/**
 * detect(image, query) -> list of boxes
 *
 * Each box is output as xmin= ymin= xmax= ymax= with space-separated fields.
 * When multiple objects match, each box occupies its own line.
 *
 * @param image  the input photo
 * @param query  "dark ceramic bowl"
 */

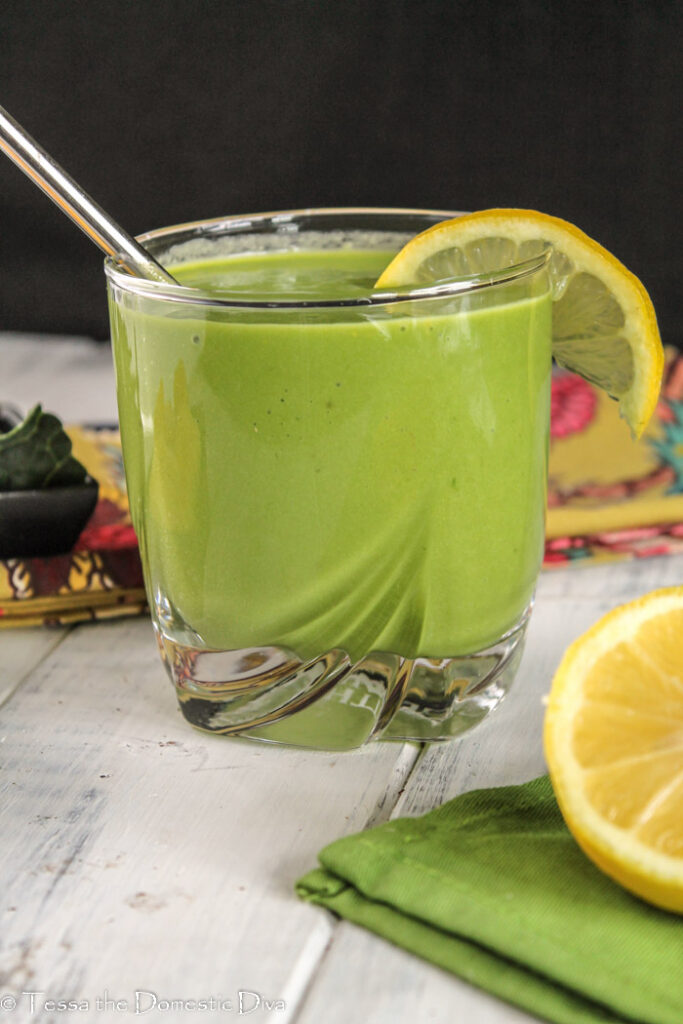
xmin=0 ymin=477 xmax=99 ymax=559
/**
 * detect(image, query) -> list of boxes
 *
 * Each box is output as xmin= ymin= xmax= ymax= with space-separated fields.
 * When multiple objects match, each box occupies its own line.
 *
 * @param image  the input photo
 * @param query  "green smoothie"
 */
xmin=110 ymin=243 xmax=551 ymax=663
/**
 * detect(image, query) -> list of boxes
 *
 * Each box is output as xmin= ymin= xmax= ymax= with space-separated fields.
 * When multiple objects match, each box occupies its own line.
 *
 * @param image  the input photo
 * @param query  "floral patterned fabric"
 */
xmin=1 ymin=349 xmax=682 ymax=627
xmin=546 ymin=347 xmax=683 ymax=564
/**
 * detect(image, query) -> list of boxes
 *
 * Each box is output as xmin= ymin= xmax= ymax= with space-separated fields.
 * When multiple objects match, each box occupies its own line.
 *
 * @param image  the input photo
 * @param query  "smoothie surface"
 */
xmin=171 ymin=247 xmax=395 ymax=300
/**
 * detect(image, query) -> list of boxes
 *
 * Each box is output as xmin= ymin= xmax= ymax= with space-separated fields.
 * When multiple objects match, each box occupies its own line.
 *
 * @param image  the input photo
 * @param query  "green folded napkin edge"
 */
xmin=296 ymin=776 xmax=682 ymax=1024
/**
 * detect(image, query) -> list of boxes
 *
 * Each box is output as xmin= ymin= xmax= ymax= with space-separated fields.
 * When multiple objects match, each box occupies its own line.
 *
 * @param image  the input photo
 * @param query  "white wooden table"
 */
xmin=1 ymin=334 xmax=681 ymax=1024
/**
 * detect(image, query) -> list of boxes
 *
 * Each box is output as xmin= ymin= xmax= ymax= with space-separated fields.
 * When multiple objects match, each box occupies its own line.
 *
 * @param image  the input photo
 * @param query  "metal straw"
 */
xmin=0 ymin=104 xmax=178 ymax=284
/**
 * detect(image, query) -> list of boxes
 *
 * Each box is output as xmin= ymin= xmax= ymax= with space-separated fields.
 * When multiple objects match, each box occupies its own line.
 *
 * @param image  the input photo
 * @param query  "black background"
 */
xmin=0 ymin=0 xmax=680 ymax=343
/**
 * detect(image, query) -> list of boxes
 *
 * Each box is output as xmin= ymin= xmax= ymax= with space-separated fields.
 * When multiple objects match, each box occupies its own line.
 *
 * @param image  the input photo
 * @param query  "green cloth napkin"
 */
xmin=296 ymin=776 xmax=683 ymax=1024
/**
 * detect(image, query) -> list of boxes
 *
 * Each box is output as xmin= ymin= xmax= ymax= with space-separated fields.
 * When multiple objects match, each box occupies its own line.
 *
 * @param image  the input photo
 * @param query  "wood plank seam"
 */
xmin=0 ymin=627 xmax=73 ymax=711
xmin=284 ymin=742 xmax=426 ymax=1023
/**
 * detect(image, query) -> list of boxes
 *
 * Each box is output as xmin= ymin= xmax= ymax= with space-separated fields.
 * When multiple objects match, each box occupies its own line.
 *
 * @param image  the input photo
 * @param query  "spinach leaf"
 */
xmin=0 ymin=405 xmax=89 ymax=491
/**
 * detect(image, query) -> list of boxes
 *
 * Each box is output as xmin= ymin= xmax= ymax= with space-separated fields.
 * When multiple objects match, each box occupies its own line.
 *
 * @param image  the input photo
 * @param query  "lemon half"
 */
xmin=376 ymin=209 xmax=664 ymax=437
xmin=544 ymin=587 xmax=683 ymax=913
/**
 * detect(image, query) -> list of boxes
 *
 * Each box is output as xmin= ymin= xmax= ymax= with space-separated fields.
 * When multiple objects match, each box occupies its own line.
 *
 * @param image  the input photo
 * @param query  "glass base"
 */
xmin=154 ymin=603 xmax=532 ymax=751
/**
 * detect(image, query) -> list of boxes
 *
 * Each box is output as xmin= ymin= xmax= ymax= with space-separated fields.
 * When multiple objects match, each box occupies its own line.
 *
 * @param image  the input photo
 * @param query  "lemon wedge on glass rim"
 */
xmin=543 ymin=587 xmax=683 ymax=913
xmin=375 ymin=209 xmax=664 ymax=437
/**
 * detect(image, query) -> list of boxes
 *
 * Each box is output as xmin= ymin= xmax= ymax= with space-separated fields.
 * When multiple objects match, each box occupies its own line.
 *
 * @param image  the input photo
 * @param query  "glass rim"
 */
xmin=104 ymin=206 xmax=552 ymax=310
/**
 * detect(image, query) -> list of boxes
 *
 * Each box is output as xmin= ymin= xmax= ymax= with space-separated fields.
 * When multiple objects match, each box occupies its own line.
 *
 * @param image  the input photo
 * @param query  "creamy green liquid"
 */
xmin=110 ymin=246 xmax=551 ymax=661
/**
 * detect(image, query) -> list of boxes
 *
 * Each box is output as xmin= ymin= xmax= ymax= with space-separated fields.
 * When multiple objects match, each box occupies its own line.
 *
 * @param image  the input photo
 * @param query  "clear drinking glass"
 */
xmin=105 ymin=208 xmax=552 ymax=750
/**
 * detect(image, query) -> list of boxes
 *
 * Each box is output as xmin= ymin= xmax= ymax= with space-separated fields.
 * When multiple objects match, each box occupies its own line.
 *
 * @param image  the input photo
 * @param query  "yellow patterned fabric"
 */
xmin=546 ymin=347 xmax=683 ymax=564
